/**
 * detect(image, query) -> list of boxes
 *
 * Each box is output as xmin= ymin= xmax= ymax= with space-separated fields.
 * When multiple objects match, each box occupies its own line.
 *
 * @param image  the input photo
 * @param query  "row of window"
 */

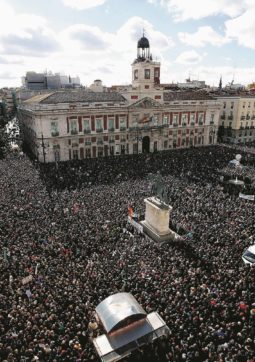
xmin=50 ymin=112 xmax=212 ymax=136
xmin=223 ymin=101 xmax=255 ymax=109
xmin=133 ymin=68 xmax=159 ymax=80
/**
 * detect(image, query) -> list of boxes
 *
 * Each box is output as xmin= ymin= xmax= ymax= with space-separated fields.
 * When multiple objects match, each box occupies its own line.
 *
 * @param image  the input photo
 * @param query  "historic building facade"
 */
xmin=18 ymin=36 xmax=221 ymax=163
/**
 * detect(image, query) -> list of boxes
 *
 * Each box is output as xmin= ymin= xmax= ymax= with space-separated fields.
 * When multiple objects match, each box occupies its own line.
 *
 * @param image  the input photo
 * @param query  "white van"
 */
xmin=242 ymin=245 xmax=255 ymax=265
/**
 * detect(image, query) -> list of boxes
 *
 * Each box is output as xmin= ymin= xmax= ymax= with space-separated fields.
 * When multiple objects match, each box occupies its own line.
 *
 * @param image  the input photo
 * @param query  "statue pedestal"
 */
xmin=141 ymin=197 xmax=176 ymax=242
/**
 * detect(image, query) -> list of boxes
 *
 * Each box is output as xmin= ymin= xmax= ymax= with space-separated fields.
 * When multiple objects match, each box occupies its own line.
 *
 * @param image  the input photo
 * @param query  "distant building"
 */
xmin=24 ymin=72 xmax=47 ymax=90
xmin=177 ymin=79 xmax=206 ymax=89
xmin=18 ymin=35 xmax=221 ymax=163
xmin=23 ymin=71 xmax=81 ymax=90
xmin=89 ymin=79 xmax=107 ymax=93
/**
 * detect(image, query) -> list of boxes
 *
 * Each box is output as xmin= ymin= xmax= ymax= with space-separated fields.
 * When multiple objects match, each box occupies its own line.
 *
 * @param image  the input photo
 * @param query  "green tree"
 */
xmin=0 ymin=127 xmax=9 ymax=159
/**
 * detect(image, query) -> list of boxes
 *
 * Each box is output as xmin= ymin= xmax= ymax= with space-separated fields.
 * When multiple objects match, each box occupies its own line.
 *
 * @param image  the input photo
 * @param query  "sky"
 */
xmin=1 ymin=0 xmax=255 ymax=88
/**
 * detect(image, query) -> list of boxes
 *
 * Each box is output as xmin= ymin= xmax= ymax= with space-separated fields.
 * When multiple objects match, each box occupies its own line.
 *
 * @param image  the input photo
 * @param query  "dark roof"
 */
xmin=40 ymin=90 xmax=127 ymax=104
xmin=163 ymin=91 xmax=215 ymax=101
xmin=137 ymin=36 xmax=150 ymax=49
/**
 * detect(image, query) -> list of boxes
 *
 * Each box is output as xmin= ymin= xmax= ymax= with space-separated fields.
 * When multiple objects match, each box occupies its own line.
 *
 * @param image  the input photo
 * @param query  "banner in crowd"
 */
xmin=22 ymin=275 xmax=33 ymax=285
xmin=239 ymin=193 xmax=255 ymax=201
xmin=127 ymin=216 xmax=143 ymax=233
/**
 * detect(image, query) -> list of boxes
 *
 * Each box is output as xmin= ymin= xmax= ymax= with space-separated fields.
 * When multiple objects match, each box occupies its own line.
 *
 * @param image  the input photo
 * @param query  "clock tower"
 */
xmin=132 ymin=33 xmax=161 ymax=90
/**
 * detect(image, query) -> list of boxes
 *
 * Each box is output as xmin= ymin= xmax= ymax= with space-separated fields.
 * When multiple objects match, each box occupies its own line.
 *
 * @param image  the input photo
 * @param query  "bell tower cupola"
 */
xmin=137 ymin=32 xmax=151 ymax=60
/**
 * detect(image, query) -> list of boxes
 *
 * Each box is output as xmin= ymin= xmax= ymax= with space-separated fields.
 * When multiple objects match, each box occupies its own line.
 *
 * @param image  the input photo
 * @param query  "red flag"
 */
xmin=128 ymin=206 xmax=133 ymax=218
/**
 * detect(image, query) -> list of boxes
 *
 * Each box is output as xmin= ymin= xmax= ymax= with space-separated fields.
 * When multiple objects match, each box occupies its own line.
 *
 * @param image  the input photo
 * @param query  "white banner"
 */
xmin=21 ymin=275 xmax=33 ymax=285
xmin=127 ymin=216 xmax=143 ymax=233
xmin=239 ymin=193 xmax=255 ymax=201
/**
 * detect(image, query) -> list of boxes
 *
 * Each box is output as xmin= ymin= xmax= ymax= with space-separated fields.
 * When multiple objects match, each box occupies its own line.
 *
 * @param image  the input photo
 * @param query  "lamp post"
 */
xmin=41 ymin=134 xmax=46 ymax=164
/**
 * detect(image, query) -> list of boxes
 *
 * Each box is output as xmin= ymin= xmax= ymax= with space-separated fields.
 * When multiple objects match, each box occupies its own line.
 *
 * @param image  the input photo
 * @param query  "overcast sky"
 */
xmin=1 ymin=0 xmax=255 ymax=88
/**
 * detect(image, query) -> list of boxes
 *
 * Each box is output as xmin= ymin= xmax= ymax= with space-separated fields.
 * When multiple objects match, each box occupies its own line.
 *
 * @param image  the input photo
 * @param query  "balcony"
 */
xmin=85 ymin=141 xmax=91 ymax=145
xmin=198 ymin=121 xmax=204 ymax=125
xmin=210 ymin=121 xmax=214 ymax=125
xmin=51 ymin=131 xmax=59 ymax=137
xmin=250 ymin=125 xmax=254 ymax=129
xmin=97 ymin=140 xmax=103 ymax=145
xmin=245 ymin=126 xmax=250 ymax=129
xmin=173 ymin=123 xmax=178 ymax=127
xmin=182 ymin=123 xmax=187 ymax=127
xmin=221 ymin=115 xmax=226 ymax=120
xmin=109 ymin=139 xmax=115 ymax=143
xmin=190 ymin=122 xmax=195 ymax=126
xmin=228 ymin=116 xmax=233 ymax=120
xmin=71 ymin=130 xmax=78 ymax=135
xmin=84 ymin=129 xmax=91 ymax=134
xmin=96 ymin=128 xmax=103 ymax=133
xmin=241 ymin=116 xmax=245 ymax=120
xmin=240 ymin=126 xmax=244 ymax=130
xmin=120 ymin=138 xmax=126 ymax=142
xmin=246 ymin=116 xmax=250 ymax=120
xmin=120 ymin=126 xmax=126 ymax=131
xmin=108 ymin=127 xmax=115 ymax=132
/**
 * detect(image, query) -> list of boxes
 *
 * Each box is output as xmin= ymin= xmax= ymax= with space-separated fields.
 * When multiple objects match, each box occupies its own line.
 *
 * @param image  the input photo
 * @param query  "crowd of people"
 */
xmin=0 ymin=145 xmax=255 ymax=362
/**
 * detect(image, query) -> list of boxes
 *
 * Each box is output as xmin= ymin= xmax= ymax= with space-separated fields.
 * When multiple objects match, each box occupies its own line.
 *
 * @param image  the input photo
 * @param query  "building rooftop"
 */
xmin=163 ymin=91 xmax=215 ymax=101
xmin=40 ymin=90 xmax=127 ymax=104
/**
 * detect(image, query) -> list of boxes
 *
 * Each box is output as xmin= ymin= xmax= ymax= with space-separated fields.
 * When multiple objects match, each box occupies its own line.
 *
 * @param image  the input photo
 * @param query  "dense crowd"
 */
xmin=1 ymin=145 xmax=255 ymax=362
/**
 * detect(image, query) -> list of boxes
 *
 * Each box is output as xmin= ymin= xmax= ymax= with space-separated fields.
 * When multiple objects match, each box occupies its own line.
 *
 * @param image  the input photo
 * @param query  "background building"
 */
xmin=23 ymin=71 xmax=81 ymax=90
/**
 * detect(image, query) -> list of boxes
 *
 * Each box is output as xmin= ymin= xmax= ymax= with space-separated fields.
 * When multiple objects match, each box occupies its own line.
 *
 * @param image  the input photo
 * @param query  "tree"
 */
xmin=0 ymin=127 xmax=10 ymax=159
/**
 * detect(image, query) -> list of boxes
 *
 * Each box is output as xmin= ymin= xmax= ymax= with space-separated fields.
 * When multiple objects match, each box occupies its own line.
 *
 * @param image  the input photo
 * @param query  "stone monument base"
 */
xmin=141 ymin=197 xmax=177 ymax=243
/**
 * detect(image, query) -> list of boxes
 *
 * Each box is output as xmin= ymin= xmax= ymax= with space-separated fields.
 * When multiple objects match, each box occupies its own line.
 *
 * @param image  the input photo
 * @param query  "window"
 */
xmin=198 ymin=113 xmax=204 ymax=124
xmin=85 ymin=148 xmax=91 ymax=158
xmin=163 ymin=115 xmax=169 ymax=125
xmin=108 ymin=118 xmax=114 ymax=131
xmin=144 ymin=69 xmax=150 ymax=79
xmin=164 ymin=140 xmax=168 ymax=149
xmin=210 ymin=114 xmax=215 ymax=123
xmin=231 ymin=102 xmax=234 ymax=109
xmin=153 ymin=114 xmax=158 ymax=125
xmin=223 ymin=102 xmax=226 ymax=109
xmin=134 ymin=70 xmax=138 ymax=80
xmin=132 ymin=115 xmax=138 ymax=127
xmin=119 ymin=117 xmax=126 ymax=130
xmin=173 ymin=114 xmax=178 ymax=124
xmin=121 ymin=144 xmax=125 ymax=154
xmin=51 ymin=121 xmax=59 ymax=136
xmin=73 ymin=149 xmax=78 ymax=160
xmin=243 ymin=102 xmax=246 ymax=108
xmin=83 ymin=119 xmax=90 ymax=132
xmin=96 ymin=119 xmax=103 ymax=131
xmin=70 ymin=119 xmax=77 ymax=134
xmin=98 ymin=147 xmax=103 ymax=157
xmin=154 ymin=69 xmax=159 ymax=78
xmin=115 ymin=144 xmax=120 ymax=154
xmin=190 ymin=113 xmax=195 ymax=123
xmin=54 ymin=149 xmax=60 ymax=162
xmin=182 ymin=114 xmax=187 ymax=125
